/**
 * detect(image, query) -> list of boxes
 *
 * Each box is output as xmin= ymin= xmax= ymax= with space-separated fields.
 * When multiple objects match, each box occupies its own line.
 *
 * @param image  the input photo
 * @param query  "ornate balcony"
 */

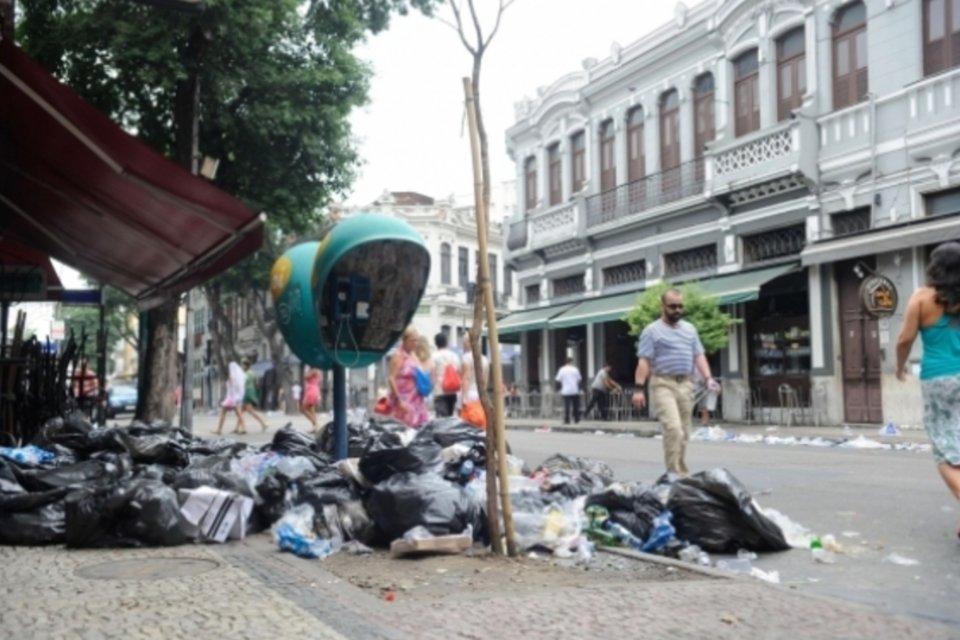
xmin=707 ymin=118 xmax=817 ymax=198
xmin=505 ymin=200 xmax=582 ymax=259
xmin=585 ymin=158 xmax=705 ymax=229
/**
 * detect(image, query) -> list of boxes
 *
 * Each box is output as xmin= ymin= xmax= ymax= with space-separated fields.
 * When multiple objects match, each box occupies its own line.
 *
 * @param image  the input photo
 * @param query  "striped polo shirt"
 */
xmin=636 ymin=319 xmax=704 ymax=376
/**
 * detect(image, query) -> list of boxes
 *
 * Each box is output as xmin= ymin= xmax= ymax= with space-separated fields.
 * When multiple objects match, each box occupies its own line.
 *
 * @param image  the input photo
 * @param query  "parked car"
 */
xmin=106 ymin=384 xmax=138 ymax=418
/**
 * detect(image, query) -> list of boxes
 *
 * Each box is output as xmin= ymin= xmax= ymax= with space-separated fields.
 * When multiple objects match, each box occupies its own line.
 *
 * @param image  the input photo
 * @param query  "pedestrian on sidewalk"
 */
xmin=301 ymin=367 xmax=321 ymax=433
xmin=632 ymin=288 xmax=719 ymax=475
xmin=239 ymin=360 xmax=270 ymax=432
xmin=431 ymin=332 xmax=461 ymax=418
xmin=895 ymin=241 xmax=960 ymax=539
xmin=387 ymin=325 xmax=429 ymax=428
xmin=555 ymin=357 xmax=583 ymax=424
xmin=215 ymin=361 xmax=246 ymax=436
xmin=584 ymin=363 xmax=621 ymax=420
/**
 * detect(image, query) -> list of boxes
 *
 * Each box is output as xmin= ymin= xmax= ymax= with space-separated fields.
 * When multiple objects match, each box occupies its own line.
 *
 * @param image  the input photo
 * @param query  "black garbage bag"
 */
xmin=365 ymin=472 xmax=484 ymax=540
xmin=358 ymin=431 xmax=443 ymax=485
xmin=318 ymin=420 xmax=377 ymax=458
xmin=0 ymin=488 xmax=69 ymax=545
xmin=586 ymin=482 xmax=664 ymax=541
xmin=666 ymin=468 xmax=789 ymax=554
xmin=34 ymin=414 xmax=93 ymax=452
xmin=294 ymin=467 xmax=359 ymax=509
xmin=0 ymin=457 xmax=23 ymax=493
xmin=337 ymin=499 xmax=377 ymax=545
xmin=65 ymin=480 xmax=186 ymax=548
xmin=416 ymin=417 xmax=487 ymax=448
xmin=264 ymin=425 xmax=331 ymax=469
xmin=254 ymin=473 xmax=291 ymax=527
xmin=115 ymin=428 xmax=190 ymax=468
xmin=12 ymin=456 xmax=130 ymax=492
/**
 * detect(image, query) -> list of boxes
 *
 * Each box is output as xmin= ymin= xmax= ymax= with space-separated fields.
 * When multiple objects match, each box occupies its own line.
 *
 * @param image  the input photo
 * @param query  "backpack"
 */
xmin=413 ymin=367 xmax=433 ymax=398
xmin=441 ymin=363 xmax=462 ymax=393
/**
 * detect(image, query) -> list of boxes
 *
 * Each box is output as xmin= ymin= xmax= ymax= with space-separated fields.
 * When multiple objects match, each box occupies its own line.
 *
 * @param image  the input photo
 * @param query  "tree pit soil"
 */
xmin=319 ymin=546 xmax=711 ymax=602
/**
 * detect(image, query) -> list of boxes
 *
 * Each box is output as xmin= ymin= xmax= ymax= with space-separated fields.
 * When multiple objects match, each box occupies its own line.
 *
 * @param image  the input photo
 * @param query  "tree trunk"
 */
xmin=138 ymin=298 xmax=178 ymax=422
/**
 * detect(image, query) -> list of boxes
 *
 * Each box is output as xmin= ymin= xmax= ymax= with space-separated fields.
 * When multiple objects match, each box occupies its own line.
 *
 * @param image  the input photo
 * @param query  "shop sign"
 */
xmin=859 ymin=274 xmax=898 ymax=318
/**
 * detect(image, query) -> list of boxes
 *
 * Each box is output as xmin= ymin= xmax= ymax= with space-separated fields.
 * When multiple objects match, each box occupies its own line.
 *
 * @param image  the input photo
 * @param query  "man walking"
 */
xmin=584 ymin=363 xmax=622 ymax=420
xmin=431 ymin=332 xmax=461 ymax=418
xmin=555 ymin=357 xmax=583 ymax=424
xmin=632 ymin=288 xmax=719 ymax=475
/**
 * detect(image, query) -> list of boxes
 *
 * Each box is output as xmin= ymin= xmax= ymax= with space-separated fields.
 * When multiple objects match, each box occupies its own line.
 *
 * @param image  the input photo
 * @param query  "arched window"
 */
xmin=733 ymin=49 xmax=760 ymax=136
xmin=777 ymin=27 xmax=806 ymax=120
xmin=660 ymin=90 xmax=680 ymax=170
xmin=833 ymin=1 xmax=867 ymax=109
xmin=627 ymin=106 xmax=645 ymax=182
xmin=693 ymin=73 xmax=715 ymax=156
xmin=440 ymin=242 xmax=451 ymax=285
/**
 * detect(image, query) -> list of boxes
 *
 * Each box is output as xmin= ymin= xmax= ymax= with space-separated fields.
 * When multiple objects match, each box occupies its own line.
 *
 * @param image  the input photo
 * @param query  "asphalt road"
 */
xmin=508 ymin=430 xmax=960 ymax=629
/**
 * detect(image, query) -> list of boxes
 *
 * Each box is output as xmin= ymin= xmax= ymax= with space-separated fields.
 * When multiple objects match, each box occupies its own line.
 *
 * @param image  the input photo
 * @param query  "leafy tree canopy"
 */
xmin=18 ymin=0 xmax=437 ymax=289
xmin=623 ymin=281 xmax=739 ymax=354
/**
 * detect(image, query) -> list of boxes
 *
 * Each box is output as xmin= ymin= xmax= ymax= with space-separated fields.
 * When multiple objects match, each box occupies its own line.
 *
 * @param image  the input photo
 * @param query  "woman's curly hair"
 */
xmin=926 ymin=241 xmax=960 ymax=312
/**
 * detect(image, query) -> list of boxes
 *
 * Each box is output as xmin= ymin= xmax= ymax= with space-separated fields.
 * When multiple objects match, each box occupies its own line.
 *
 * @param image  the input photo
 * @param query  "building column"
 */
xmin=539 ymin=327 xmax=551 ymax=387
xmin=586 ymin=323 xmax=596 ymax=383
xmin=587 ymin=119 xmax=601 ymax=194
xmin=803 ymin=9 xmax=817 ymax=108
xmin=614 ymin=106 xmax=628 ymax=186
xmin=538 ymin=145 xmax=549 ymax=210
xmin=645 ymin=99 xmax=660 ymax=174
xmin=808 ymin=265 xmax=825 ymax=370
xmin=678 ymin=80 xmax=695 ymax=164
xmin=714 ymin=55 xmax=730 ymax=142
xmin=758 ymin=27 xmax=776 ymax=129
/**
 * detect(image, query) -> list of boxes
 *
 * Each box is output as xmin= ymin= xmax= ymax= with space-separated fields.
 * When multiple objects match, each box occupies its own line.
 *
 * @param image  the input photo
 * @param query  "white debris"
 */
xmin=750 ymin=567 xmax=781 ymax=584
xmin=838 ymin=435 xmax=890 ymax=450
xmin=761 ymin=507 xmax=816 ymax=549
xmin=883 ymin=553 xmax=920 ymax=566
xmin=691 ymin=426 xmax=731 ymax=441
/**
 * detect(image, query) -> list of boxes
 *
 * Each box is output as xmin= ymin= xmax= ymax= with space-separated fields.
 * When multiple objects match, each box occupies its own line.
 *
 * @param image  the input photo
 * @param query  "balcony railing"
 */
xmin=585 ymin=157 xmax=705 ymax=229
xmin=527 ymin=201 xmax=579 ymax=250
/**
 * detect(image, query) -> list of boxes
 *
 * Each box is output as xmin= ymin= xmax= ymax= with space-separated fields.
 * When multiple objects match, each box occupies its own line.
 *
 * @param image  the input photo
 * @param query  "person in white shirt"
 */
xmin=431 ymin=332 xmax=462 ymax=417
xmin=555 ymin=357 xmax=583 ymax=424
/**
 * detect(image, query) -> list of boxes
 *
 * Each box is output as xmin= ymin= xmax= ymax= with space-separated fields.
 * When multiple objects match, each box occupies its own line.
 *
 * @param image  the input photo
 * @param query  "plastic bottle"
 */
xmin=602 ymin=520 xmax=645 ymax=551
xmin=460 ymin=459 xmax=475 ymax=484
xmin=716 ymin=558 xmax=753 ymax=574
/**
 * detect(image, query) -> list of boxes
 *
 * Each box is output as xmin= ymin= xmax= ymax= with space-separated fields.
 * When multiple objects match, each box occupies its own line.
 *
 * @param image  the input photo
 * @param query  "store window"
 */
xmin=458 ymin=246 xmax=469 ymax=287
xmin=664 ymin=244 xmax=717 ymax=278
xmin=440 ymin=242 xmax=451 ymax=284
xmin=742 ymin=224 xmax=806 ymax=264
xmin=525 ymin=283 xmax=541 ymax=305
xmin=524 ymin=155 xmax=537 ymax=212
xmin=923 ymin=0 xmax=960 ymax=76
xmin=552 ymin=273 xmax=586 ymax=298
xmin=570 ymin=131 xmax=586 ymax=194
xmin=693 ymin=73 xmax=715 ymax=156
xmin=660 ymin=90 xmax=680 ymax=171
xmin=627 ymin=106 xmax=645 ymax=182
xmin=599 ymin=119 xmax=616 ymax=193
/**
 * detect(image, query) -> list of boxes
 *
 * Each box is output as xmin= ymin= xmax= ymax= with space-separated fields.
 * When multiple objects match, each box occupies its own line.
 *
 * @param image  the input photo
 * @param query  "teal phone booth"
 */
xmin=271 ymin=213 xmax=430 ymax=457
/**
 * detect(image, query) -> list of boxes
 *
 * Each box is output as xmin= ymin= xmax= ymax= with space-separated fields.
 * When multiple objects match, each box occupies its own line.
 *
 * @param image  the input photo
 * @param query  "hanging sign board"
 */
xmin=859 ymin=274 xmax=898 ymax=318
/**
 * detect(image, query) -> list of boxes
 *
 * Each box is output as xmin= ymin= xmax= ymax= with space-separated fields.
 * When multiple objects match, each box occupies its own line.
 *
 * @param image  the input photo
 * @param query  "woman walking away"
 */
xmin=301 ymin=367 xmax=321 ymax=433
xmin=240 ymin=360 xmax=270 ymax=432
xmin=387 ymin=325 xmax=429 ymax=428
xmin=215 ymin=361 xmax=246 ymax=435
xmin=896 ymin=241 xmax=960 ymax=540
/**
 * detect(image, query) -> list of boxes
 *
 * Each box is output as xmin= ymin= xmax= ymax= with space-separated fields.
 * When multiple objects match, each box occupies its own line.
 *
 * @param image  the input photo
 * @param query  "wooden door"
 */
xmin=837 ymin=259 xmax=884 ymax=423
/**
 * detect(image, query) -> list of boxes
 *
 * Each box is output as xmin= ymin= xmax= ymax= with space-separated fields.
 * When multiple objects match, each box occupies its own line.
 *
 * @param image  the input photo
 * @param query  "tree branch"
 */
xmin=447 ymin=0 xmax=477 ymax=56
xmin=465 ymin=0 xmax=486 ymax=55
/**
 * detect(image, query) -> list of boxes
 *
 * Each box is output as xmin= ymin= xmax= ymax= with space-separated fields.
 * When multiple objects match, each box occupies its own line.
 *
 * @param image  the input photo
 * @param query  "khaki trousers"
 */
xmin=651 ymin=375 xmax=695 ymax=474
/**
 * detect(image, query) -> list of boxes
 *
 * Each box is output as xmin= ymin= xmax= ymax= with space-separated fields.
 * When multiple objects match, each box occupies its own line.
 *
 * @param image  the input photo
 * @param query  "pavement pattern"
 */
xmin=2 ymin=536 xmax=957 ymax=639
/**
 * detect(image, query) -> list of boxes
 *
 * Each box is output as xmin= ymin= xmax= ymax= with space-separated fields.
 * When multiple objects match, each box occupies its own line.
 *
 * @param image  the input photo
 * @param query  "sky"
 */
xmin=344 ymin=0 xmax=678 ymax=212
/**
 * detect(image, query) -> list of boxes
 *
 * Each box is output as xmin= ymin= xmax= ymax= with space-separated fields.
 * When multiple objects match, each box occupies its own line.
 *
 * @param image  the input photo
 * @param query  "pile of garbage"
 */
xmin=690 ymin=425 xmax=932 ymax=453
xmin=0 ymin=412 xmax=792 ymax=570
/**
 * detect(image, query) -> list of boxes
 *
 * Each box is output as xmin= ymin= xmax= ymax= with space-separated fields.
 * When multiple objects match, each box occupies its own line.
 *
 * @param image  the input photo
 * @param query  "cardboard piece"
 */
xmin=178 ymin=487 xmax=254 ymax=543
xmin=389 ymin=532 xmax=472 ymax=557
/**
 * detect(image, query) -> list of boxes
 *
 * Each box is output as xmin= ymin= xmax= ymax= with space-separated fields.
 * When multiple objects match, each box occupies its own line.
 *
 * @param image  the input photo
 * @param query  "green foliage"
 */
xmin=58 ymin=284 xmax=138 ymax=376
xmin=623 ymin=281 xmax=739 ymax=355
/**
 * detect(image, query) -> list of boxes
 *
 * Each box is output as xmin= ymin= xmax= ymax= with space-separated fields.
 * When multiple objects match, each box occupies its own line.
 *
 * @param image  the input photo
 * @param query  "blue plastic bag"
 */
xmin=0 ymin=445 xmax=56 ymax=466
xmin=641 ymin=511 xmax=675 ymax=553
xmin=413 ymin=367 xmax=433 ymax=398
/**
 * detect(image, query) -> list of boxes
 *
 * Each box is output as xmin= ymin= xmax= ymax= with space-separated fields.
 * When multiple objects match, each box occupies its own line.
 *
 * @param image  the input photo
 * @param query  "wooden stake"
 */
xmin=462 ymin=77 xmax=517 ymax=557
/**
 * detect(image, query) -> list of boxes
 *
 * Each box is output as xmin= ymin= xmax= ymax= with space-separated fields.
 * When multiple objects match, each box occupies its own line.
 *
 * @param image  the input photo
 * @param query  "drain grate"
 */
xmin=76 ymin=557 xmax=220 ymax=580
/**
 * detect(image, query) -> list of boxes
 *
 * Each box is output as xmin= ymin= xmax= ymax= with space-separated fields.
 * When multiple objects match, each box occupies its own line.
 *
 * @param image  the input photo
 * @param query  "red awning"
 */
xmin=0 ymin=39 xmax=264 ymax=309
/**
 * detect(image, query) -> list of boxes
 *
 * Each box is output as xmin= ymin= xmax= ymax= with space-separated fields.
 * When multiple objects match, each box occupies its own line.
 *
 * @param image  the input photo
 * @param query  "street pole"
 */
xmin=333 ymin=363 xmax=347 ymax=460
xmin=180 ymin=292 xmax=193 ymax=432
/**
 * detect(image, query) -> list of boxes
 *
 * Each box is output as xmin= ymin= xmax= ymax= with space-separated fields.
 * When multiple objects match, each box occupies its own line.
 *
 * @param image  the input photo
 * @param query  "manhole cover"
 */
xmin=76 ymin=557 xmax=220 ymax=580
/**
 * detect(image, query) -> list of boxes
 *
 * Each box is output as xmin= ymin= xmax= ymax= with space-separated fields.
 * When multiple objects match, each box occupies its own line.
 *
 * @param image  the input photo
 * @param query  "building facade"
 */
xmin=503 ymin=0 xmax=960 ymax=426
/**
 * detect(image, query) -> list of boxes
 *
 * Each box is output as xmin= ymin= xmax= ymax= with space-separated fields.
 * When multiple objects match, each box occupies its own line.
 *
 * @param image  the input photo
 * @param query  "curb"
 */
xmin=505 ymin=423 xmax=661 ymax=438
xmin=598 ymin=545 xmax=732 ymax=580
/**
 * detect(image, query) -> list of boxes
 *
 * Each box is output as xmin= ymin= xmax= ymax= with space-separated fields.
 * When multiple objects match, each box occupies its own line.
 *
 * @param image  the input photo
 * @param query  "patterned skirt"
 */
xmin=921 ymin=374 xmax=960 ymax=465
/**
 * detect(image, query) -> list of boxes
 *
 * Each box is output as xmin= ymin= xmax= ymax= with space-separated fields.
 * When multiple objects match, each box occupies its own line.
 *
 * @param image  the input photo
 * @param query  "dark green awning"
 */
xmin=697 ymin=262 xmax=800 ymax=305
xmin=495 ymin=303 xmax=575 ymax=335
xmin=547 ymin=290 xmax=642 ymax=329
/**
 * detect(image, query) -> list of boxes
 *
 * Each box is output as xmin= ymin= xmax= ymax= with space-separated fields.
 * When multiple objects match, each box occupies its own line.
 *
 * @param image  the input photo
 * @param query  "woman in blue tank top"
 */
xmin=896 ymin=241 xmax=960 ymax=540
